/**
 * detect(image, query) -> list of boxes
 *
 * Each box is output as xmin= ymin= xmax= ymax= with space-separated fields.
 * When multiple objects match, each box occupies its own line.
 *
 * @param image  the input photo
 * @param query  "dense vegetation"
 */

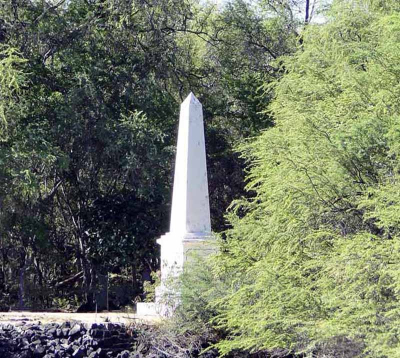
xmin=174 ymin=1 xmax=400 ymax=357
xmin=4 ymin=0 xmax=400 ymax=357
xmin=0 ymin=0 xmax=301 ymax=310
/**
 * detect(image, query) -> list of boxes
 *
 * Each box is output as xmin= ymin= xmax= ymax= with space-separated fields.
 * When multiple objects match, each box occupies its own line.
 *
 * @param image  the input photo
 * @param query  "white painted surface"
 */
xmin=139 ymin=93 xmax=215 ymax=317
xmin=169 ymin=93 xmax=211 ymax=235
xmin=135 ymin=302 xmax=160 ymax=317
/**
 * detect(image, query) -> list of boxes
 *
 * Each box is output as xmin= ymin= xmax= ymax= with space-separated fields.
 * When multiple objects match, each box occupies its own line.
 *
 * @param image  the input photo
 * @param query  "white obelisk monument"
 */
xmin=137 ymin=93 xmax=214 ymax=316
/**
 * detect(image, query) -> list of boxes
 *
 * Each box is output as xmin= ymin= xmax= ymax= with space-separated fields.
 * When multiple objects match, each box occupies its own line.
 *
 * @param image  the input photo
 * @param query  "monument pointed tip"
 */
xmin=183 ymin=92 xmax=201 ymax=106
xmin=187 ymin=91 xmax=196 ymax=99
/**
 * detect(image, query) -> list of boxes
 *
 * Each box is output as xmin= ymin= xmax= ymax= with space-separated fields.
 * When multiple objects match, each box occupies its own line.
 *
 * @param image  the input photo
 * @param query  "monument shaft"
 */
xmin=170 ymin=92 xmax=211 ymax=235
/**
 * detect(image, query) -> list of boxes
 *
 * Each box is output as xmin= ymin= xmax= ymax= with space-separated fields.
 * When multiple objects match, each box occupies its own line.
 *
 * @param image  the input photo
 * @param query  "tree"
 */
xmin=0 ymin=45 xmax=25 ymax=139
xmin=210 ymin=1 xmax=400 ymax=357
xmin=0 ymin=0 xmax=302 ymax=310
xmin=0 ymin=0 xmax=177 ymax=308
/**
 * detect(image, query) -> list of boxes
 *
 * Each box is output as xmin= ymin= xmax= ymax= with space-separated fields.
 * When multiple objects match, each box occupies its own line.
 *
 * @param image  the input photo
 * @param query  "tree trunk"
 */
xmin=96 ymin=273 xmax=108 ymax=311
xmin=18 ymin=260 xmax=26 ymax=310
xmin=305 ymin=0 xmax=310 ymax=23
xmin=78 ymin=236 xmax=95 ymax=309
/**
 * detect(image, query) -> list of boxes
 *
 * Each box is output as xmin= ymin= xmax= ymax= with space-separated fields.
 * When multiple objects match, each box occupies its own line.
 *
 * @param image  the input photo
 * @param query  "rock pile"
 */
xmin=0 ymin=321 xmax=135 ymax=358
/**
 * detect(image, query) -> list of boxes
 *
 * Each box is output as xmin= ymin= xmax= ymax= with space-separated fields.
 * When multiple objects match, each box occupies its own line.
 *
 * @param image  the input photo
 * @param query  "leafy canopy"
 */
xmin=0 ymin=46 xmax=25 ymax=139
xmin=211 ymin=1 xmax=400 ymax=356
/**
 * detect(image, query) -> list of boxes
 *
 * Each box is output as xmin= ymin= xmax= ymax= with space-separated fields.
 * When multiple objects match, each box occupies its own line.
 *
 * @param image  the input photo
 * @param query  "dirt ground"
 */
xmin=0 ymin=311 xmax=160 ymax=325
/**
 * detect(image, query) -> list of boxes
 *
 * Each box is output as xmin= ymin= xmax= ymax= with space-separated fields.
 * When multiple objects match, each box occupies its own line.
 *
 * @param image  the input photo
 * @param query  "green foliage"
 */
xmin=210 ymin=1 xmax=400 ymax=357
xmin=0 ymin=0 xmax=295 ymax=310
xmin=0 ymin=45 xmax=25 ymax=139
xmin=178 ymin=253 xmax=228 ymax=333
xmin=143 ymin=271 xmax=161 ymax=303
xmin=144 ymin=254 xmax=225 ymax=358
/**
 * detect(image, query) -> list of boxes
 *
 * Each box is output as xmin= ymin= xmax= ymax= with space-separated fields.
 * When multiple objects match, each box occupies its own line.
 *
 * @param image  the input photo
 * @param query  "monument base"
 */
xmin=136 ymin=302 xmax=158 ymax=316
xmin=136 ymin=286 xmax=176 ymax=317
xmin=137 ymin=232 xmax=216 ymax=317
xmin=157 ymin=232 xmax=215 ymax=281
xmin=136 ymin=301 xmax=166 ymax=316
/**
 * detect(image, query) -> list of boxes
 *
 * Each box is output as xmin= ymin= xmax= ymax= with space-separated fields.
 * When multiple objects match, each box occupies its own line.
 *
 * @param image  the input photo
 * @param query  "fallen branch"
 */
xmin=54 ymin=271 xmax=83 ymax=288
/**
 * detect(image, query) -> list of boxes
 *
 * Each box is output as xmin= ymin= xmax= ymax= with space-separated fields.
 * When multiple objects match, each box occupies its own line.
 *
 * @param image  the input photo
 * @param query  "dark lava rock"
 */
xmin=88 ymin=351 xmax=99 ymax=358
xmin=89 ymin=329 xmax=104 ymax=339
xmin=31 ymin=339 xmax=42 ymax=346
xmin=61 ymin=328 xmax=70 ymax=337
xmin=18 ymin=351 xmax=32 ymax=358
xmin=3 ymin=324 xmax=14 ymax=331
xmin=33 ymin=344 xmax=46 ymax=357
xmin=69 ymin=324 xmax=82 ymax=337
xmin=0 ymin=321 xmax=134 ymax=358
xmin=24 ymin=329 xmax=35 ymax=339
xmin=117 ymin=351 xmax=130 ymax=358
xmin=72 ymin=346 xmax=86 ymax=358
xmin=47 ymin=328 xmax=57 ymax=337
xmin=18 ymin=337 xmax=29 ymax=348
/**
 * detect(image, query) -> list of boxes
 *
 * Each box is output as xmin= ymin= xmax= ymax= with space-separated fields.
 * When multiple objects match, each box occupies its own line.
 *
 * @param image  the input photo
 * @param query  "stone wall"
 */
xmin=0 ymin=321 xmax=135 ymax=358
